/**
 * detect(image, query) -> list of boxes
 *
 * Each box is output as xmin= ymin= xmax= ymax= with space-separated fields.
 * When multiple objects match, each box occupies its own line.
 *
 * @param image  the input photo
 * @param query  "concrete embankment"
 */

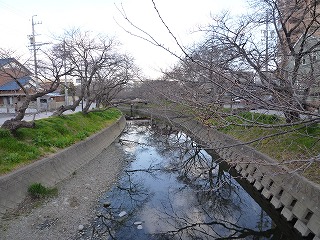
xmin=0 ymin=116 xmax=126 ymax=217
xmin=146 ymin=110 xmax=320 ymax=240
xmin=175 ymin=117 xmax=320 ymax=239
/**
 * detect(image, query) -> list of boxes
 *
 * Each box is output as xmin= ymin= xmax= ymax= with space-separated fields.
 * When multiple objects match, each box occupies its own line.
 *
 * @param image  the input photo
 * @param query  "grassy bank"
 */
xmin=218 ymin=112 xmax=320 ymax=184
xmin=0 ymin=108 xmax=122 ymax=175
xmin=122 ymin=103 xmax=320 ymax=183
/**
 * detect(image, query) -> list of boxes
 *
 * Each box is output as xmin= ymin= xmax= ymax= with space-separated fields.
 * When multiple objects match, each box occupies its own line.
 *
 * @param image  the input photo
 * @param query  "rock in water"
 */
xmin=78 ymin=224 xmax=84 ymax=231
xmin=118 ymin=211 xmax=127 ymax=217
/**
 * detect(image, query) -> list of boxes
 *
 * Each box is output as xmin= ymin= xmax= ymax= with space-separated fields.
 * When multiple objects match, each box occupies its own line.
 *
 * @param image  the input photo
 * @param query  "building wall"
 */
xmin=278 ymin=0 xmax=320 ymax=44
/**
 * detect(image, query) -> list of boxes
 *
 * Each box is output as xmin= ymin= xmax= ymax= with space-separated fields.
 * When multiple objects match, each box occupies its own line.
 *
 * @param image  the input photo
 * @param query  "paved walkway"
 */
xmin=0 ymin=106 xmax=83 ymax=126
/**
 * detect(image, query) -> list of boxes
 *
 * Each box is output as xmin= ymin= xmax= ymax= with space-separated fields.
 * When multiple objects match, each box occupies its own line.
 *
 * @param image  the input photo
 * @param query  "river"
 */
xmin=76 ymin=120 xmax=303 ymax=240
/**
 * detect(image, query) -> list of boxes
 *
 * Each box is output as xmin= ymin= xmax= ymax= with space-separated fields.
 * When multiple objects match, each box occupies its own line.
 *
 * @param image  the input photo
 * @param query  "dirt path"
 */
xmin=0 ymin=143 xmax=126 ymax=240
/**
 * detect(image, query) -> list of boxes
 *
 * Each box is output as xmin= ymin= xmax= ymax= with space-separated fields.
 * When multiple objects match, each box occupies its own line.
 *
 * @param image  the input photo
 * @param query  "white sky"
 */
xmin=0 ymin=0 xmax=248 ymax=78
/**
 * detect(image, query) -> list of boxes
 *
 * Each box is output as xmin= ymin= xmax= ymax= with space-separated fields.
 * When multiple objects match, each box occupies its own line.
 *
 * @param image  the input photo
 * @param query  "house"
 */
xmin=285 ymin=36 xmax=320 ymax=108
xmin=39 ymin=92 xmax=66 ymax=111
xmin=278 ymin=0 xmax=320 ymax=45
xmin=288 ymin=36 xmax=320 ymax=89
xmin=38 ymin=81 xmax=71 ymax=111
xmin=0 ymin=58 xmax=34 ymax=109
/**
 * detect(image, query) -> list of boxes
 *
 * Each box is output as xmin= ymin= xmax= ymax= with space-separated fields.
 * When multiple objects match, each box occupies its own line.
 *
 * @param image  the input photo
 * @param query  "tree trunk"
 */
xmin=1 ymin=98 xmax=34 ymax=132
xmin=1 ymin=119 xmax=35 ymax=133
xmin=82 ymin=98 xmax=94 ymax=114
xmin=284 ymin=111 xmax=300 ymax=123
xmin=52 ymin=98 xmax=82 ymax=116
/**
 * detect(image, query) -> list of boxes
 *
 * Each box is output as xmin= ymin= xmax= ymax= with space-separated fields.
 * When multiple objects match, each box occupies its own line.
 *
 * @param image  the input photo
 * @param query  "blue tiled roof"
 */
xmin=0 ymin=58 xmax=14 ymax=67
xmin=0 ymin=76 xmax=31 ymax=90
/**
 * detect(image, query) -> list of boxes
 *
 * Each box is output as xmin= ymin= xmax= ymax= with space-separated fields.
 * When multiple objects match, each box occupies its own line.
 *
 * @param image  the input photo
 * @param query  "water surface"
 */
xmin=78 ymin=120 xmax=302 ymax=240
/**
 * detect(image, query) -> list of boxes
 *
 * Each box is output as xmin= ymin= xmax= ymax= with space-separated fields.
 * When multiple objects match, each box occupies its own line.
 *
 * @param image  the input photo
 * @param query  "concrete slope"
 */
xmin=0 ymin=116 xmax=126 ymax=217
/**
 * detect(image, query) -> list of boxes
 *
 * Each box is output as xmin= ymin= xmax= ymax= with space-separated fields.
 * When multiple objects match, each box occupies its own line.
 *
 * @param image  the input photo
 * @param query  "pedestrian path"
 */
xmin=0 ymin=106 xmax=83 ymax=126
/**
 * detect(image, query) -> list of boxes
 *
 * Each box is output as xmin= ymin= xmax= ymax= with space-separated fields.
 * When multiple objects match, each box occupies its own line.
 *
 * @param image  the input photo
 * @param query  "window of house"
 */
xmin=312 ymin=54 xmax=317 ymax=62
xmin=289 ymin=17 xmax=300 ymax=24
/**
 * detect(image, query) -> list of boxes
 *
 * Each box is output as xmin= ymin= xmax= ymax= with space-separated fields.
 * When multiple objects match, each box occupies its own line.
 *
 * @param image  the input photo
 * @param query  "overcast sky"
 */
xmin=0 ymin=0 xmax=248 ymax=78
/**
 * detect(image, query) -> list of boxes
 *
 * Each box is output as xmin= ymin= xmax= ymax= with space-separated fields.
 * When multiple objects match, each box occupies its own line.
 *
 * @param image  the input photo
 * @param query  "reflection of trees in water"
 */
xmin=149 ymin=123 xmax=242 ymax=217
xmin=151 ymin=186 xmax=274 ymax=239
xmin=80 ymin=166 xmax=152 ymax=239
xmin=149 ymin=123 xmax=279 ymax=239
xmin=82 ymin=121 xmax=280 ymax=239
xmin=155 ymin=214 xmax=275 ymax=239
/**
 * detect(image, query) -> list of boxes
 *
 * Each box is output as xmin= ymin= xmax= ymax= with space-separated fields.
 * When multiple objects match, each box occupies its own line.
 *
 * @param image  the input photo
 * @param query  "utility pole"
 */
xmin=262 ymin=10 xmax=275 ymax=73
xmin=29 ymin=15 xmax=42 ymax=112
xmin=63 ymin=40 xmax=68 ymax=106
xmin=265 ymin=11 xmax=269 ymax=72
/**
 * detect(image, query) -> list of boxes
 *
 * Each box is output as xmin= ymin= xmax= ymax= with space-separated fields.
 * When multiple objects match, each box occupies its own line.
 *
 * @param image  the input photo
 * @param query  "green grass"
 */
xmin=27 ymin=183 xmax=58 ymax=199
xmin=218 ymin=112 xmax=320 ymax=184
xmin=237 ymin=112 xmax=281 ymax=124
xmin=0 ymin=108 xmax=122 ymax=175
xmin=136 ymin=103 xmax=320 ymax=183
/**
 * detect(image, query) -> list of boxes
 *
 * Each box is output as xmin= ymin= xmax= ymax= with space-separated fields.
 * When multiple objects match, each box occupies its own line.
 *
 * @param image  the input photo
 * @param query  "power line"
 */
xmin=0 ymin=0 xmax=29 ymax=20
xmin=0 ymin=1 xmax=36 ymax=54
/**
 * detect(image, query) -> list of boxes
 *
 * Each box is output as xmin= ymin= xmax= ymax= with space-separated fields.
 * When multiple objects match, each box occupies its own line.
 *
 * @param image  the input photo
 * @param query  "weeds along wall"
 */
xmin=0 ymin=116 xmax=126 ymax=216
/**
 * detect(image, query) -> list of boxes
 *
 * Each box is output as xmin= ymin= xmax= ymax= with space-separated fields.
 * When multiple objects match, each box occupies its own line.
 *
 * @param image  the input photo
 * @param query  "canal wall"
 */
xmin=146 ymin=111 xmax=320 ymax=240
xmin=0 ymin=116 xmax=126 ymax=217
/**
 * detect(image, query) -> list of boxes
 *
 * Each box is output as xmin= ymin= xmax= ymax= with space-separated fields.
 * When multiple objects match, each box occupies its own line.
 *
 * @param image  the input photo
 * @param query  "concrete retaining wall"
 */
xmin=173 ymin=116 xmax=320 ymax=239
xmin=0 ymin=116 xmax=126 ymax=216
xmin=147 ymin=111 xmax=320 ymax=239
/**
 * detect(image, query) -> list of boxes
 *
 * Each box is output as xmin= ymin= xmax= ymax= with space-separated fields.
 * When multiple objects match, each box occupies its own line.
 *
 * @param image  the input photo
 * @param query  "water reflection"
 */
xmin=77 ymin=120 xmax=301 ymax=240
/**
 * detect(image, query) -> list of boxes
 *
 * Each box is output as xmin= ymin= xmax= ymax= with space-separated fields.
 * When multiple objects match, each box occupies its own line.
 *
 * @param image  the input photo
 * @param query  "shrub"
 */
xmin=3 ymin=153 xmax=20 ymax=163
xmin=239 ymin=112 xmax=280 ymax=124
xmin=0 ymin=129 xmax=11 ymax=138
xmin=27 ymin=183 xmax=58 ymax=199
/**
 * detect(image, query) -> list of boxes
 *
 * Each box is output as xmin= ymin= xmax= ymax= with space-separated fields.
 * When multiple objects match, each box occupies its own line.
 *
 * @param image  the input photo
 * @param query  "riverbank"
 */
xmin=0 ymin=112 xmax=127 ymax=239
xmin=126 ymin=107 xmax=320 ymax=239
xmin=0 ymin=140 xmax=127 ymax=240
xmin=0 ymin=112 xmax=125 ymax=214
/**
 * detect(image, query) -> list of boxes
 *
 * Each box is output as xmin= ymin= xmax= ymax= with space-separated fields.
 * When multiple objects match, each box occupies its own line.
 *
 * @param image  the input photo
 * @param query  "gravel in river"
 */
xmin=0 ymin=143 xmax=126 ymax=240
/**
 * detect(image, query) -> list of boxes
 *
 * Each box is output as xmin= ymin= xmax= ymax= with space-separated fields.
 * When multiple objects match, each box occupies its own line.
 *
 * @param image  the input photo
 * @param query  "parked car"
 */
xmin=232 ymin=97 xmax=242 ymax=103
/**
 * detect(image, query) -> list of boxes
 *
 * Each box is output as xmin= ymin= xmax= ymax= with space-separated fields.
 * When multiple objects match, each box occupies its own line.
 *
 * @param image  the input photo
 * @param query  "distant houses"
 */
xmin=0 ymin=58 xmax=34 ymax=110
xmin=285 ymin=36 xmax=320 ymax=108
xmin=0 ymin=58 xmax=67 ymax=112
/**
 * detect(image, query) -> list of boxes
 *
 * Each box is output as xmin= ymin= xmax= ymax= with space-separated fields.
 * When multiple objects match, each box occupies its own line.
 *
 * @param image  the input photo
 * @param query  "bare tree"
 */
xmin=0 ymin=48 xmax=72 ymax=132
xmin=92 ymin=54 xmax=137 ymax=108
xmin=118 ymin=0 xmax=320 ymax=174
xmin=199 ymin=0 xmax=320 ymax=123
xmin=52 ymin=29 xmax=134 ymax=116
xmin=120 ymin=0 xmax=320 ymax=120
